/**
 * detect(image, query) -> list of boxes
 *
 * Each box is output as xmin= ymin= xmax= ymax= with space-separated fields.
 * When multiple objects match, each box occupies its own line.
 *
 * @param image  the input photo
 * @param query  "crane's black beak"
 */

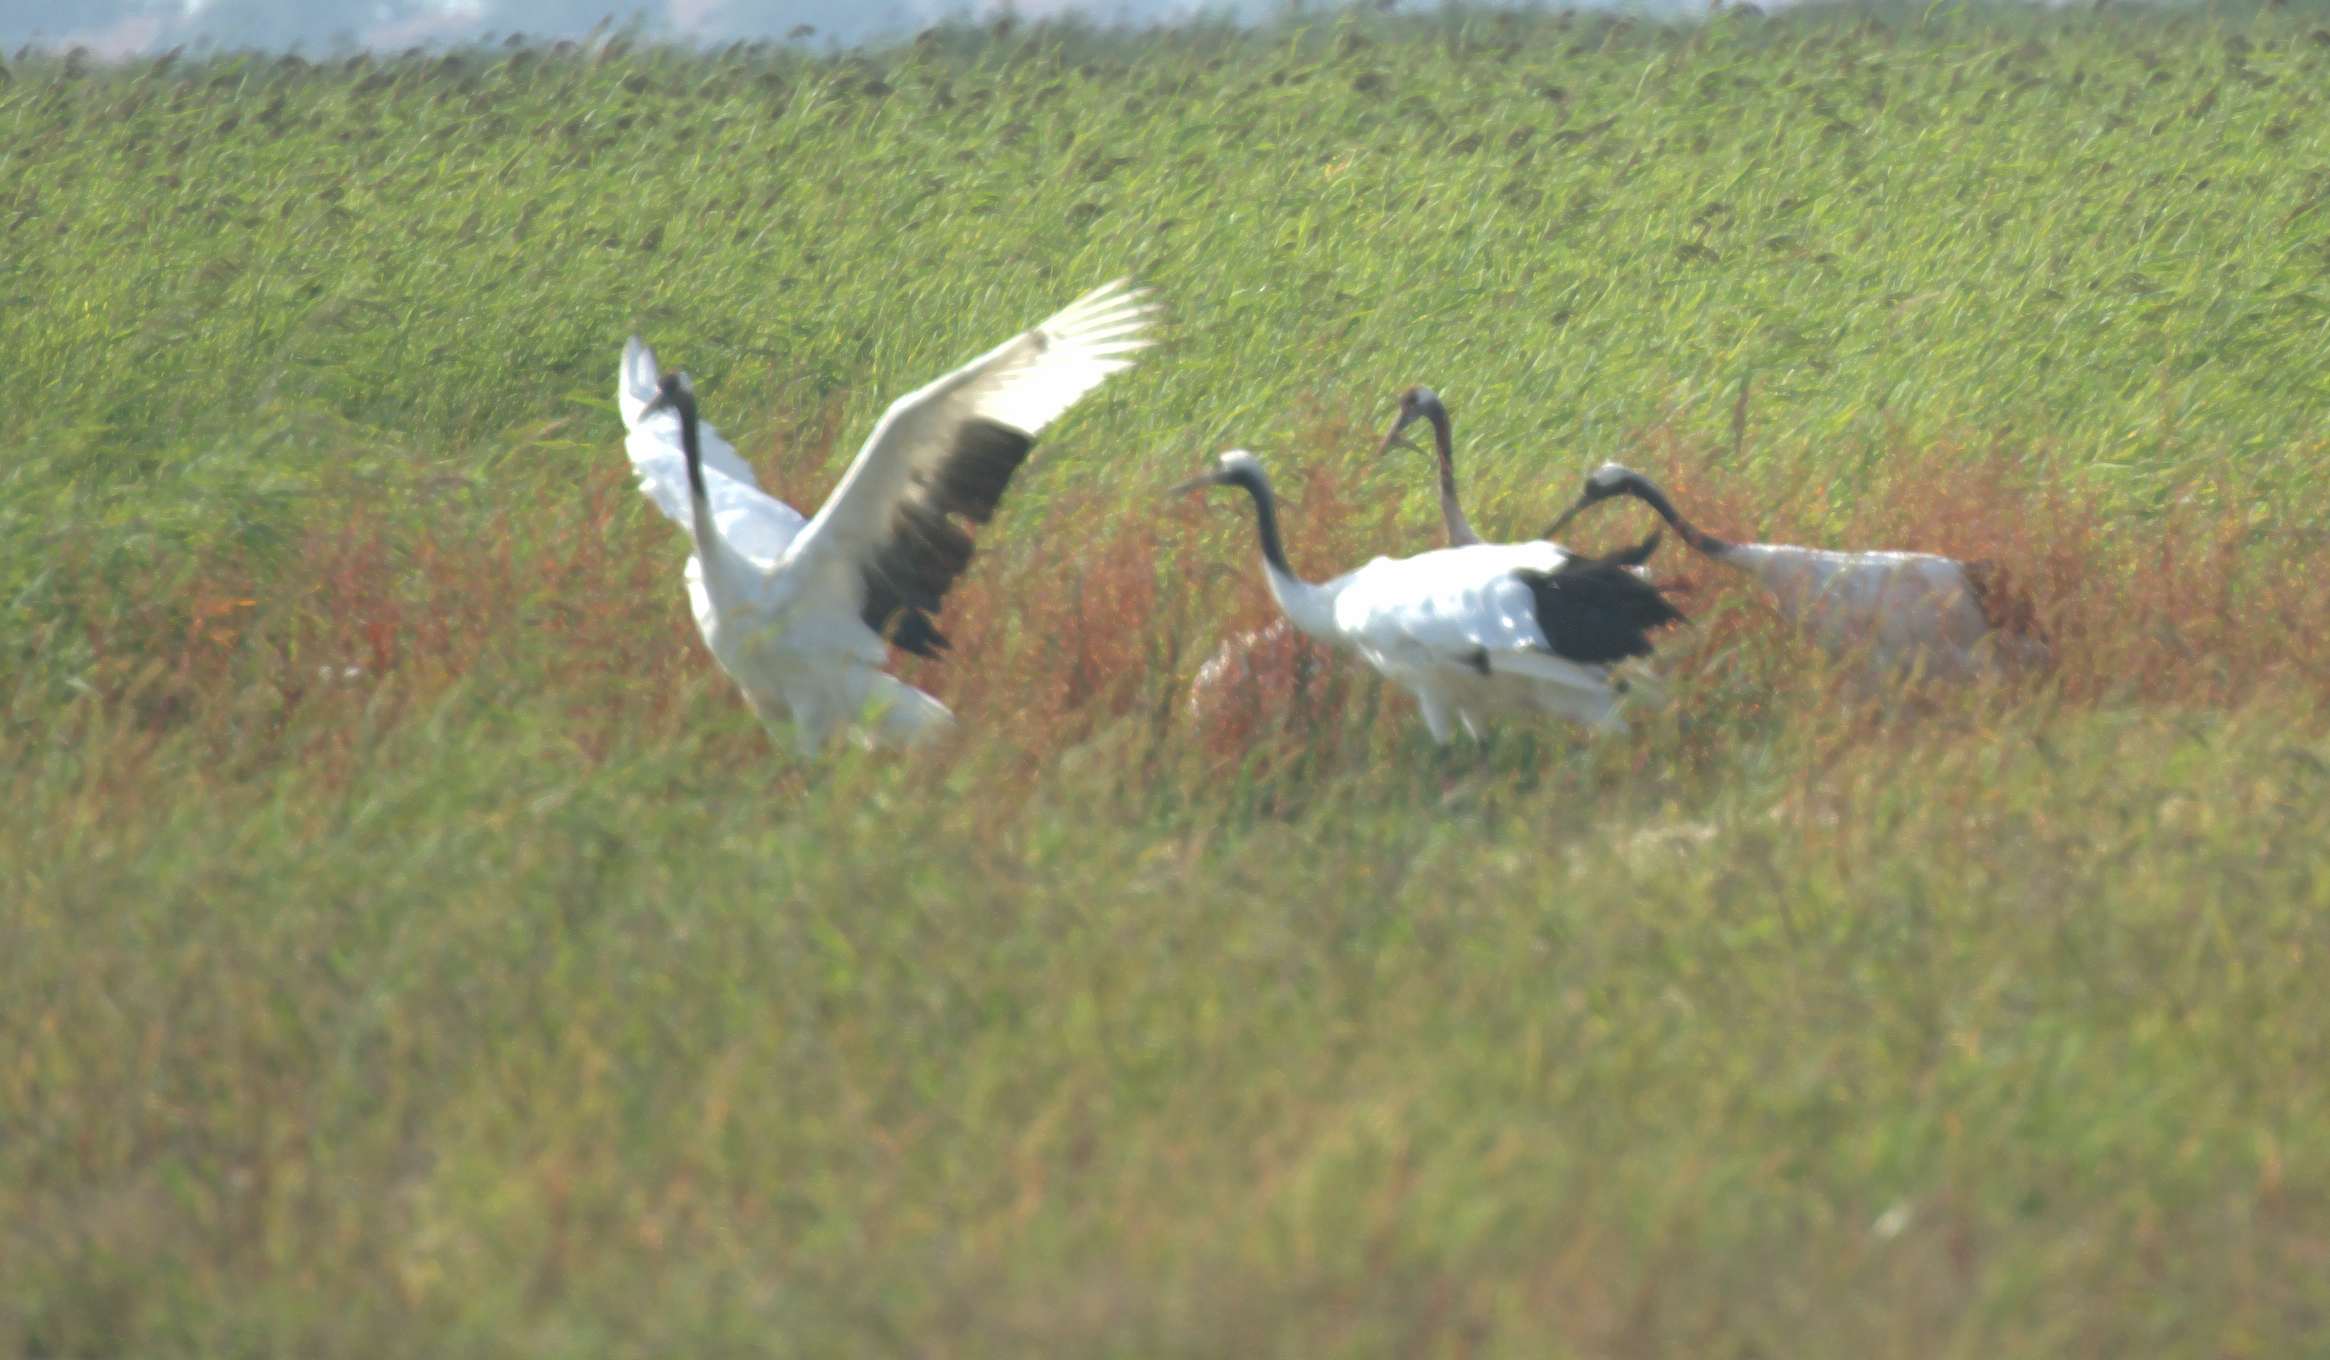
xmin=1375 ymin=411 xmax=1424 ymax=458
xmin=1541 ymin=498 xmax=1588 ymax=540
xmin=1167 ymin=471 xmax=1225 ymax=497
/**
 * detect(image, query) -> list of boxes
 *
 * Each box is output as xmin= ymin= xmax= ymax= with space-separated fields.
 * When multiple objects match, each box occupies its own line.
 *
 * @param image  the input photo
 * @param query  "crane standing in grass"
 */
xmin=1187 ymin=385 xmax=1662 ymax=732
xmin=1174 ymin=450 xmax=1684 ymax=742
xmin=618 ymin=280 xmax=1156 ymax=752
xmin=1541 ymin=463 xmax=2049 ymax=682
xmin=1186 ymin=388 xmax=1489 ymax=730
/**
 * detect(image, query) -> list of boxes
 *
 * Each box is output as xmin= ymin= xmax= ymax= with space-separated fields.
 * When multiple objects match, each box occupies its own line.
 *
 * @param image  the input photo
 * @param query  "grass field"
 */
xmin=7 ymin=4 xmax=2330 ymax=1353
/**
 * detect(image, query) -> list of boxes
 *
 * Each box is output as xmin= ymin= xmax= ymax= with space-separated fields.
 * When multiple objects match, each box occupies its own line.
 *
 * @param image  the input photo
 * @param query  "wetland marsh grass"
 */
xmin=6 ymin=5 xmax=2330 ymax=1352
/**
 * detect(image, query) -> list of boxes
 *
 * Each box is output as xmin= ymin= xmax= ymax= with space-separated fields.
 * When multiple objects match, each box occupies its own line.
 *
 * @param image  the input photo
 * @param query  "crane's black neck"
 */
xmin=1425 ymin=404 xmax=1483 ymax=545
xmin=1427 ymin=404 xmax=1458 ymax=501
xmin=674 ymin=391 xmax=708 ymax=505
xmin=1219 ymin=464 xmax=1293 ymax=579
xmin=1617 ymin=472 xmax=1731 ymax=556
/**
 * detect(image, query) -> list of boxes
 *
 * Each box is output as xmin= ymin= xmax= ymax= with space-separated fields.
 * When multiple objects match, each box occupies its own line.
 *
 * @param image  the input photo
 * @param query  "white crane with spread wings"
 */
xmin=618 ymin=280 xmax=1156 ymax=751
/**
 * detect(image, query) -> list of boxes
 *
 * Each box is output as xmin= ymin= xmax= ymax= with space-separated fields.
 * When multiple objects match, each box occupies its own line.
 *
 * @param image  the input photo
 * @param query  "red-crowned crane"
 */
xmin=619 ymin=280 xmax=1156 ymax=752
xmin=1542 ymin=463 xmax=2049 ymax=682
xmin=1174 ymin=450 xmax=1682 ymax=742
xmin=1187 ymin=388 xmax=1668 ymax=737
xmin=1188 ymin=385 xmax=1478 ymax=734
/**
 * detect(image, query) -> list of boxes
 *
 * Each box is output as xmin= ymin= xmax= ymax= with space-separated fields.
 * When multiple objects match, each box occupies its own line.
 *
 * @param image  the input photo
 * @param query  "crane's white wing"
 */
xmin=618 ymin=335 xmax=806 ymax=566
xmin=777 ymin=279 xmax=1157 ymax=657
xmin=1335 ymin=544 xmax=1613 ymax=695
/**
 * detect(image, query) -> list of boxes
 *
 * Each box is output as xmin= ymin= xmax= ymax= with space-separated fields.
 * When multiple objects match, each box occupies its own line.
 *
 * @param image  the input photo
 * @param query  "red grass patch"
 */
xmin=43 ymin=408 xmax=2330 ymax=793
xmin=1156 ymin=454 xmax=1401 ymax=763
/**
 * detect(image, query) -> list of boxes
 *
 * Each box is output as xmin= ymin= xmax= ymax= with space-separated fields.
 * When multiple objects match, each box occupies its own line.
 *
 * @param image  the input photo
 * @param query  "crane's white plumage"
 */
xmin=619 ymin=279 xmax=1156 ymax=752
xmin=1195 ymin=386 xmax=1542 ymax=735
xmin=1545 ymin=463 xmax=2049 ymax=683
xmin=1321 ymin=542 xmax=1629 ymax=738
xmin=1177 ymin=451 xmax=1683 ymax=743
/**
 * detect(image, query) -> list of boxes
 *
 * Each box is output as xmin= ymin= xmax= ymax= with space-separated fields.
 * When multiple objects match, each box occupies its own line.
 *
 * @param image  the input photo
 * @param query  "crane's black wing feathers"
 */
xmin=857 ymin=418 xmax=1038 ymax=659
xmin=1515 ymin=530 xmax=1685 ymax=665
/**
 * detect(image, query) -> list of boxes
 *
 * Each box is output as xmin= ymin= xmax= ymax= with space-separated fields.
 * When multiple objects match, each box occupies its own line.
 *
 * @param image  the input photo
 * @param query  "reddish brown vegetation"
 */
xmin=1165 ymin=454 xmax=1409 ymax=761
xmin=47 ymin=416 xmax=2330 ymax=790
xmin=59 ymin=460 xmax=698 ymax=789
xmin=1594 ymin=421 xmax=2330 ymax=711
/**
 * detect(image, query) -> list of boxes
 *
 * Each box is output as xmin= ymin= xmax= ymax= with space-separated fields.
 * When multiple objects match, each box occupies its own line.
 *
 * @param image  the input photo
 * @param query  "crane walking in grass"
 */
xmin=1187 ymin=387 xmax=1662 ymax=733
xmin=1174 ymin=450 xmax=1683 ymax=742
xmin=1541 ymin=463 xmax=2049 ymax=683
xmin=1186 ymin=386 xmax=1477 ymax=731
xmin=618 ymin=279 xmax=1156 ymax=752
xmin=1189 ymin=384 xmax=1482 ymax=729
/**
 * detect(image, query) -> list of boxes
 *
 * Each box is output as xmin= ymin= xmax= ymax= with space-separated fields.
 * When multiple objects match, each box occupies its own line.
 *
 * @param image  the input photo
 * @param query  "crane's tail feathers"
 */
xmin=1490 ymin=648 xmax=1621 ymax=697
xmin=1501 ymin=657 xmax=1629 ymax=732
xmin=862 ymin=675 xmax=955 ymax=749
xmin=618 ymin=335 xmax=662 ymax=431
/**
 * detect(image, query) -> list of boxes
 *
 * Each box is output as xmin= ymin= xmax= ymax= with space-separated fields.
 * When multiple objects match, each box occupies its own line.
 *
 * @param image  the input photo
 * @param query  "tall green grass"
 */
xmin=7 ymin=6 xmax=2330 ymax=1353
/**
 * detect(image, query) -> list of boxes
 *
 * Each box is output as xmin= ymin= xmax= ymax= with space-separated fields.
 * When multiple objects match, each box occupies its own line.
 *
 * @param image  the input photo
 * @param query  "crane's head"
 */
xmin=1542 ymin=463 xmax=1649 ymax=538
xmin=642 ymin=370 xmax=707 ymax=499
xmin=642 ymin=370 xmax=697 ymax=419
xmin=1170 ymin=450 xmax=1295 ymax=576
xmin=1167 ymin=449 xmax=1269 ymax=499
xmin=1375 ymin=385 xmax=1450 ymax=460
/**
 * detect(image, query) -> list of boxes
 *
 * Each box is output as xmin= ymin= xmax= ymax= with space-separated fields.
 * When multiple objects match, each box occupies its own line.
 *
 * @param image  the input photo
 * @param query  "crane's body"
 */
xmin=1715 ymin=542 xmax=2011 ymax=676
xmin=619 ymin=280 xmax=1155 ymax=752
xmin=1178 ymin=451 xmax=1681 ymax=743
xmin=1285 ymin=540 xmax=1647 ymax=736
xmin=1200 ymin=385 xmax=1648 ymax=729
xmin=1545 ymin=464 xmax=2047 ymax=682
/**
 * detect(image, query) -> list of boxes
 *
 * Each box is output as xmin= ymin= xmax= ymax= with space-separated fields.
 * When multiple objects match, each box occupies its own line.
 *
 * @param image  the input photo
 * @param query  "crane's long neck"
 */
xmin=674 ymin=396 xmax=751 ymax=594
xmin=1622 ymin=475 xmax=1733 ymax=558
xmin=673 ymin=398 xmax=727 ymax=554
xmin=1427 ymin=406 xmax=1480 ymax=548
xmin=1226 ymin=468 xmax=1336 ymax=639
